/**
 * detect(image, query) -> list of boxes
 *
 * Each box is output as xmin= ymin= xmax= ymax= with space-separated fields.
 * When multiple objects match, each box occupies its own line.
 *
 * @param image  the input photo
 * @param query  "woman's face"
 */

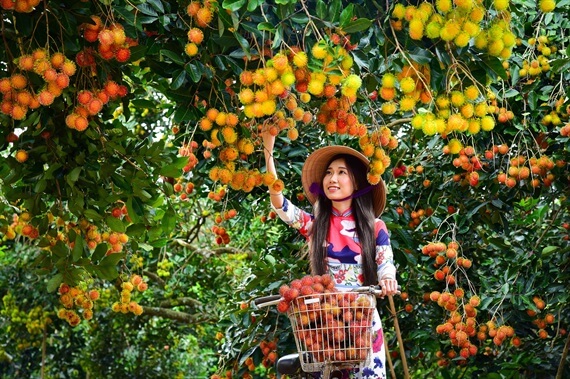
xmin=322 ymin=158 xmax=355 ymax=202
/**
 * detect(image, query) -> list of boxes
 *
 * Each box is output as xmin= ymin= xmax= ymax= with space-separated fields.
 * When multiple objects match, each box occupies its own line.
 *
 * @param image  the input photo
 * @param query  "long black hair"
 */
xmin=309 ymin=154 xmax=378 ymax=285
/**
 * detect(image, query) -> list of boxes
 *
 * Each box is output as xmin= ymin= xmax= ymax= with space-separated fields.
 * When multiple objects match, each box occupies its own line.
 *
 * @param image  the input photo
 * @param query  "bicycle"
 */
xmin=253 ymin=286 xmax=389 ymax=379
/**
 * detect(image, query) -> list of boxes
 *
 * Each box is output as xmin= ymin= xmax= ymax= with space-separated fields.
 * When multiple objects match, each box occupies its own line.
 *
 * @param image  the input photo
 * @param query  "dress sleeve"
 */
xmin=375 ymin=219 xmax=396 ymax=281
xmin=271 ymin=197 xmax=313 ymax=239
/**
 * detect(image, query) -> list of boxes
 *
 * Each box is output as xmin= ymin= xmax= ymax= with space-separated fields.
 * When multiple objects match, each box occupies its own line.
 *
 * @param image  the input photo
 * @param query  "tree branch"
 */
xmin=158 ymin=297 xmax=202 ymax=308
xmin=141 ymin=306 xmax=217 ymax=323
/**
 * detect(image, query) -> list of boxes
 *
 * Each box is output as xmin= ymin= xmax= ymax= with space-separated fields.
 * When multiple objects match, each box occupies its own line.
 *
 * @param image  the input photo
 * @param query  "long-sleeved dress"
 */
xmin=273 ymin=197 xmax=396 ymax=379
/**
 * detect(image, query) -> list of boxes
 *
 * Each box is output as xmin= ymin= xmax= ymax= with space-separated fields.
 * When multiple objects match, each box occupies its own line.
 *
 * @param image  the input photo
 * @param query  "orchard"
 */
xmin=0 ymin=0 xmax=569 ymax=378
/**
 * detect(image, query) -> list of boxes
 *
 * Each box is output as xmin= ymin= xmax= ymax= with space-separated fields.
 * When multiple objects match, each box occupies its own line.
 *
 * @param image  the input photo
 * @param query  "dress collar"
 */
xmin=332 ymin=207 xmax=353 ymax=217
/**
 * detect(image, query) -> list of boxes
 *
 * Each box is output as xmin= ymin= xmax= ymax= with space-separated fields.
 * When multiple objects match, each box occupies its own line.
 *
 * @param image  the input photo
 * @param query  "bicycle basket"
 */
xmin=286 ymin=291 xmax=376 ymax=373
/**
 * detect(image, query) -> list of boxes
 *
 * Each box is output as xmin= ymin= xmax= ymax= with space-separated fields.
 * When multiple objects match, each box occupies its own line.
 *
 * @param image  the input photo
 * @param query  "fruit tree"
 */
xmin=0 ymin=0 xmax=569 ymax=378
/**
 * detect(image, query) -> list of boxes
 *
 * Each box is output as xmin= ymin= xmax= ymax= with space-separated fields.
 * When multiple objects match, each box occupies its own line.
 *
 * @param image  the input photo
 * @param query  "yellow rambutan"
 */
xmin=307 ymin=80 xmax=324 ymax=95
xmin=261 ymin=99 xmax=276 ymax=115
xmin=494 ymin=0 xmax=510 ymax=11
xmin=422 ymin=119 xmax=438 ymax=135
xmin=440 ymin=20 xmax=461 ymax=41
xmin=281 ymin=71 xmax=296 ymax=87
xmin=311 ymin=42 xmax=328 ymax=60
xmin=292 ymin=51 xmax=308 ymax=67
xmin=435 ymin=0 xmax=453 ymax=13
xmin=381 ymin=102 xmax=397 ymax=115
xmin=238 ymin=88 xmax=254 ymax=104
xmin=185 ymin=43 xmax=199 ymax=57
xmin=448 ymin=138 xmax=463 ymax=154
xmin=426 ymin=22 xmax=442 ymax=39
xmin=539 ymin=0 xmax=556 ymax=12
xmin=450 ymin=91 xmax=466 ymax=107
xmin=215 ymin=111 xmax=227 ymax=126
xmin=488 ymin=39 xmax=505 ymax=57
xmin=454 ymin=32 xmax=471 ymax=48
xmin=400 ymin=77 xmax=416 ymax=94
xmin=481 ymin=115 xmax=495 ymax=131
xmin=409 ymin=19 xmax=425 ymax=40
xmin=381 ymin=73 xmax=397 ymax=88
xmin=411 ymin=113 xmax=426 ymax=129
xmin=392 ymin=3 xmax=406 ymax=19
xmin=474 ymin=33 xmax=488 ymax=50
xmin=467 ymin=119 xmax=481 ymax=134
xmin=399 ymin=96 xmax=416 ymax=112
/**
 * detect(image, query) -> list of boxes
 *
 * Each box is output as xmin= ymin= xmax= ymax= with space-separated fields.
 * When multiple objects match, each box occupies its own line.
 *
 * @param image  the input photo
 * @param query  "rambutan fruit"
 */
xmin=54 ymin=73 xmax=70 ymax=89
xmin=37 ymin=90 xmax=55 ymax=106
xmin=15 ymin=149 xmax=28 ymax=162
xmin=10 ymin=74 xmax=27 ymax=90
xmin=196 ymin=7 xmax=213 ymax=27
xmin=115 ymin=47 xmax=131 ymax=63
xmin=98 ymin=29 xmax=115 ymax=46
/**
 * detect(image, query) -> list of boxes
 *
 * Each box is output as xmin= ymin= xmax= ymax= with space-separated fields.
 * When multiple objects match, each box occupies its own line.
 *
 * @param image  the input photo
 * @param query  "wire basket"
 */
xmin=286 ymin=291 xmax=376 ymax=373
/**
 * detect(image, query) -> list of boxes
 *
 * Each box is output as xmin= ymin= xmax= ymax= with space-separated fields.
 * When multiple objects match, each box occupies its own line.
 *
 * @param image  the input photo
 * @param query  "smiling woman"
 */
xmin=262 ymin=130 xmax=398 ymax=378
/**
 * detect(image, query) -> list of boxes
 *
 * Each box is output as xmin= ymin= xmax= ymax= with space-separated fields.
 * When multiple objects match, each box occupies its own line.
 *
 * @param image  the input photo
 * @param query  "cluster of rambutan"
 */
xmin=81 ymin=16 xmax=138 ymax=63
xmin=173 ymin=179 xmax=195 ymax=201
xmin=357 ymin=128 xmax=397 ymax=182
xmin=497 ymin=154 xmax=557 ymax=188
xmin=422 ymin=241 xmax=472 ymax=286
xmin=111 ymin=274 xmax=147 ymax=316
xmin=0 ymin=49 xmax=76 ymax=121
xmin=256 ymin=340 xmax=278 ymax=369
xmin=412 ymin=85 xmax=495 ymax=137
xmin=276 ymin=274 xmax=374 ymax=363
xmin=518 ymin=35 xmax=556 ymax=78
xmin=377 ymin=63 xmax=432 ymax=116
xmin=185 ymin=27 xmax=205 ymax=57
xmin=57 ymin=283 xmax=101 ymax=326
xmin=391 ymin=1 xmax=516 ymax=59
xmin=187 ymin=0 xmax=216 ymax=28
xmin=0 ymin=0 xmax=40 ymax=12
xmin=6 ymin=211 xmax=39 ymax=239
xmin=404 ymin=206 xmax=433 ymax=229
xmin=213 ymin=208 xmax=238 ymax=224
xmin=527 ymin=296 xmax=557 ymax=339
xmin=211 ymin=224 xmax=230 ymax=245
xmin=65 ymin=79 xmax=128 ymax=131
xmin=442 ymin=144 xmax=484 ymax=187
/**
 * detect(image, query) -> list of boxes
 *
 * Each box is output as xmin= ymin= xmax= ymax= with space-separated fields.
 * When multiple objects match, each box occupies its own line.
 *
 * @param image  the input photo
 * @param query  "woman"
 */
xmin=263 ymin=131 xmax=399 ymax=379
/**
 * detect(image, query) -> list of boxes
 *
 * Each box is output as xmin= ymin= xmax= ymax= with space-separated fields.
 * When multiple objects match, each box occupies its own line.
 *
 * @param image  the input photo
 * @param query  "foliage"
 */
xmin=0 ymin=0 xmax=569 ymax=378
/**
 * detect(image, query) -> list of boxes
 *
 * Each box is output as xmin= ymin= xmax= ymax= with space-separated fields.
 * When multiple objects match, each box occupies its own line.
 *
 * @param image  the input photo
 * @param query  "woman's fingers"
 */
xmin=380 ymin=279 xmax=399 ymax=295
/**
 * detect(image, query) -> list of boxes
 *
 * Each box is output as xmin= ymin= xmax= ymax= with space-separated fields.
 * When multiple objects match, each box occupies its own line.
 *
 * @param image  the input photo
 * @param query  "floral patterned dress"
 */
xmin=273 ymin=198 xmax=396 ymax=379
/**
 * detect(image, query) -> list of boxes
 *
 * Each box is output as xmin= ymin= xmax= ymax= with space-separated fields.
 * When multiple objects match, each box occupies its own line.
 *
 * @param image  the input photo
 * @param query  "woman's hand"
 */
xmin=261 ymin=128 xmax=276 ymax=155
xmin=379 ymin=278 xmax=399 ymax=296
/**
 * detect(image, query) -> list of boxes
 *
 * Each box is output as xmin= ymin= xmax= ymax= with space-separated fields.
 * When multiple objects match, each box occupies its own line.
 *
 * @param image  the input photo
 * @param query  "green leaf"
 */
xmin=161 ymin=49 xmax=185 ymax=65
xmin=316 ymin=0 xmax=326 ymax=19
xmin=339 ymin=4 xmax=354 ymax=28
xmin=222 ymin=0 xmax=246 ymax=12
xmin=51 ymin=241 xmax=70 ymax=258
xmin=127 ymin=196 xmax=144 ymax=223
xmin=91 ymin=243 xmax=108 ymax=263
xmin=100 ymin=252 xmax=125 ymax=267
xmin=328 ymin=0 xmax=342 ymax=24
xmin=105 ymin=215 xmax=126 ymax=233
xmin=233 ymin=31 xmax=251 ymax=58
xmin=162 ymin=206 xmax=176 ymax=235
xmin=135 ymin=3 xmax=158 ymax=16
xmin=247 ymin=0 xmax=263 ymax=11
xmin=72 ymin=234 xmax=85 ymax=262
xmin=146 ymin=0 xmax=165 ymax=13
xmin=84 ymin=209 xmax=104 ymax=222
xmin=542 ymin=246 xmax=557 ymax=257
xmin=47 ymin=273 xmax=64 ymax=293
xmin=185 ymin=63 xmax=202 ymax=83
xmin=343 ymin=18 xmax=373 ymax=34
xmin=257 ymin=22 xmax=276 ymax=32
xmin=67 ymin=167 xmax=82 ymax=183
xmin=171 ymin=70 xmax=187 ymax=90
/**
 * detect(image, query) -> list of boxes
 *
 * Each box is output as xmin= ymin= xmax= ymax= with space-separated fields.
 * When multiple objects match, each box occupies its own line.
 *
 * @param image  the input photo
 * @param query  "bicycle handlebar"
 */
xmin=251 ymin=285 xmax=401 ymax=309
